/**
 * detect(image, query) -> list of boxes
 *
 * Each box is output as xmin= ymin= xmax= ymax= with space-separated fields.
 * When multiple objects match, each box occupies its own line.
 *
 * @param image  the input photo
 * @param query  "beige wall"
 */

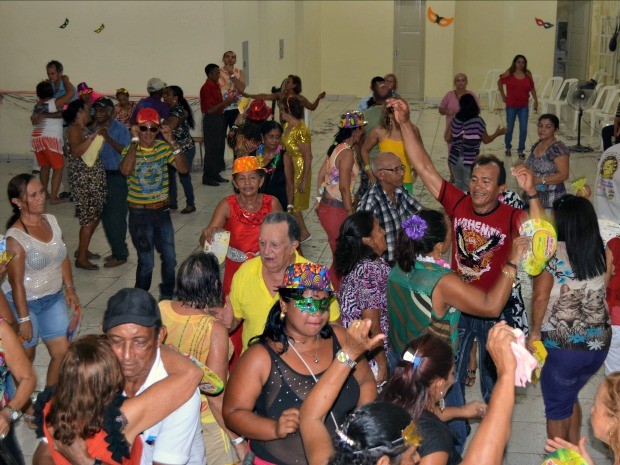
xmin=453 ymin=1 xmax=557 ymax=97
xmin=320 ymin=1 xmax=395 ymax=98
xmin=425 ymin=0 xmax=456 ymax=100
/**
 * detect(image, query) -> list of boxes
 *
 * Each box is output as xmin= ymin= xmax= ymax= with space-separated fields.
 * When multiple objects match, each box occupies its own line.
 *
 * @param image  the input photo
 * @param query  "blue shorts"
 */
xmin=540 ymin=348 xmax=607 ymax=420
xmin=6 ymin=290 xmax=69 ymax=348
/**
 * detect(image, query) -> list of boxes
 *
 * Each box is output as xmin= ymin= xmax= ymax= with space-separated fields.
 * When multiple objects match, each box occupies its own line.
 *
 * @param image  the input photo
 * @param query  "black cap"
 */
xmin=102 ymin=288 xmax=161 ymax=332
xmin=93 ymin=97 xmax=114 ymax=109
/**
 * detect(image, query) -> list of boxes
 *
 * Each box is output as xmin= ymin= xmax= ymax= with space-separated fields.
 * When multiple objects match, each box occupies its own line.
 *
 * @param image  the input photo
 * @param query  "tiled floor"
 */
xmin=1 ymin=97 xmax=613 ymax=464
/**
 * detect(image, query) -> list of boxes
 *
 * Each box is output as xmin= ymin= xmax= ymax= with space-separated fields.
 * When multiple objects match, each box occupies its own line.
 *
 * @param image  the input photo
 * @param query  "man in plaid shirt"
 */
xmin=357 ymin=152 xmax=422 ymax=263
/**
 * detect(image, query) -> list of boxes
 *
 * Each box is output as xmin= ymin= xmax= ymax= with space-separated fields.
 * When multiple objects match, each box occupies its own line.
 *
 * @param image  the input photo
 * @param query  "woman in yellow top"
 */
xmin=280 ymin=96 xmax=312 ymax=242
xmin=159 ymin=252 xmax=242 ymax=465
xmin=361 ymin=105 xmax=415 ymax=194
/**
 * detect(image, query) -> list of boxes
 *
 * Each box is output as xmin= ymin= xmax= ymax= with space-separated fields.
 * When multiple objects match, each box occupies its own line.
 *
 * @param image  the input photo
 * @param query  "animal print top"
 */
xmin=541 ymin=242 xmax=611 ymax=351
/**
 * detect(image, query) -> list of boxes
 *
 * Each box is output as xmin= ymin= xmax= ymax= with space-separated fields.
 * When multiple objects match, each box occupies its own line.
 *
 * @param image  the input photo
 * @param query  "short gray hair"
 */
xmin=262 ymin=212 xmax=301 ymax=243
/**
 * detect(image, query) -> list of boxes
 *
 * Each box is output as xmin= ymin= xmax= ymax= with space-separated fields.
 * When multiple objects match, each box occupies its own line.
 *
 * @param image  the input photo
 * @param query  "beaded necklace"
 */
xmin=257 ymin=143 xmax=283 ymax=175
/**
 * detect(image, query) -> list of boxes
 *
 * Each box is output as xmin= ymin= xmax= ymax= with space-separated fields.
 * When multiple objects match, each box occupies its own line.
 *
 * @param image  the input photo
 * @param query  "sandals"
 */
xmin=465 ymin=369 xmax=476 ymax=387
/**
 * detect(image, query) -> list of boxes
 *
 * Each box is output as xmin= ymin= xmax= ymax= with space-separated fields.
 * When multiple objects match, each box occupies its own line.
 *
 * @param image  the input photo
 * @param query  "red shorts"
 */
xmin=35 ymin=148 xmax=64 ymax=170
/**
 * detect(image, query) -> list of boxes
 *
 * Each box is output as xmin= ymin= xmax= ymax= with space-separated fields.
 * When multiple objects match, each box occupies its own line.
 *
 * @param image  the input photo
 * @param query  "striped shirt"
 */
xmin=448 ymin=116 xmax=485 ymax=166
xmin=122 ymin=140 xmax=174 ymax=204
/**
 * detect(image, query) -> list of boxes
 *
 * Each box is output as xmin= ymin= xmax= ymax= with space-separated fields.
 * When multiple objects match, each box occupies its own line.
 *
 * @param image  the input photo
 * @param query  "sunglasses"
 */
xmin=139 ymin=125 xmax=159 ymax=133
xmin=288 ymin=294 xmax=332 ymax=314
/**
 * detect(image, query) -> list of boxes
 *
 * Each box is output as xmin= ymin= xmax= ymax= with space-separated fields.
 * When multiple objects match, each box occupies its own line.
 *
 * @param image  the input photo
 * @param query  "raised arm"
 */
xmin=387 ymin=98 xmax=445 ymax=199
xmin=482 ymin=125 xmax=507 ymax=144
xmin=461 ymin=322 xmax=517 ymax=465
xmin=511 ymin=164 xmax=546 ymax=220
xmin=300 ymin=92 xmax=326 ymax=111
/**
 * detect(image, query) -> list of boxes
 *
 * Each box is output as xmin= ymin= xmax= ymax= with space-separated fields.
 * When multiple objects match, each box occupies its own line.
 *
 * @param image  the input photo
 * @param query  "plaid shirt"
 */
xmin=357 ymin=183 xmax=422 ymax=262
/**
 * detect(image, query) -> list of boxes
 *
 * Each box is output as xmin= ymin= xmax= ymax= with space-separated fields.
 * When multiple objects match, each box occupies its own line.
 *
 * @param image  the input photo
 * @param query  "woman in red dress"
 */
xmin=200 ymin=156 xmax=282 ymax=364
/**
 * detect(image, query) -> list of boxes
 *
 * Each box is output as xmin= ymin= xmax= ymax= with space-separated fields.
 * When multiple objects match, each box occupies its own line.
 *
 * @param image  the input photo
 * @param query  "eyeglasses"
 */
xmin=289 ymin=295 xmax=332 ymax=314
xmin=138 ymin=125 xmax=159 ymax=133
xmin=380 ymin=165 xmax=406 ymax=173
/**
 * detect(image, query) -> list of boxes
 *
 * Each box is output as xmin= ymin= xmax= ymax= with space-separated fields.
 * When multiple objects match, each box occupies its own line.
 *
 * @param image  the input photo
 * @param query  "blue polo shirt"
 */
xmin=100 ymin=119 xmax=131 ymax=171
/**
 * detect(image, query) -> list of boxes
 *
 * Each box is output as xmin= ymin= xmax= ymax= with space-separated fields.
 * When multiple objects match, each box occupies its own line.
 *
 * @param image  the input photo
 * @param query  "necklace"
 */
xmin=289 ymin=334 xmax=320 ymax=363
xmin=289 ymin=336 xmax=308 ymax=344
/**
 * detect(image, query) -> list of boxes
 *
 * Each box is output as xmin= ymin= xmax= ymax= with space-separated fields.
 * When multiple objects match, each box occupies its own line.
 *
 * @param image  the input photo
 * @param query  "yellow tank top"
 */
xmin=378 ymin=138 xmax=413 ymax=184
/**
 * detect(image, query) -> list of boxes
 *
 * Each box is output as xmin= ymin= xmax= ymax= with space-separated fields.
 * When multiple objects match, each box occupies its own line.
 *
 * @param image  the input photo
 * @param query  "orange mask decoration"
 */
xmin=427 ymin=7 xmax=454 ymax=27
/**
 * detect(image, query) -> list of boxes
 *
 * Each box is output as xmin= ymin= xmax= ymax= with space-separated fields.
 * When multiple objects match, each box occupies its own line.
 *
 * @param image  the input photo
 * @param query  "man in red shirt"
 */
xmin=200 ymin=63 xmax=237 ymax=186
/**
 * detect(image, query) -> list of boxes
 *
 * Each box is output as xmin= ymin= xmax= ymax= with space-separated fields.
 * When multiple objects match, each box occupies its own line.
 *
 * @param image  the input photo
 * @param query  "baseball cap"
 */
xmin=147 ymin=77 xmax=166 ymax=92
xmin=102 ymin=288 xmax=161 ymax=332
xmin=136 ymin=108 xmax=160 ymax=125
xmin=93 ymin=97 xmax=114 ymax=109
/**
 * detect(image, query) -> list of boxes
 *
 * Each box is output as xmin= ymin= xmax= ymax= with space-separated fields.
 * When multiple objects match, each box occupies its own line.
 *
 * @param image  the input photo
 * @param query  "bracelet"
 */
xmin=505 ymin=261 xmax=517 ymax=270
xmin=62 ymin=284 xmax=76 ymax=291
xmin=17 ymin=316 xmax=31 ymax=324
xmin=286 ymin=204 xmax=294 ymax=211
xmin=172 ymin=148 xmax=183 ymax=156
xmin=527 ymin=193 xmax=540 ymax=200
xmin=501 ymin=268 xmax=519 ymax=288
xmin=231 ymin=436 xmax=245 ymax=445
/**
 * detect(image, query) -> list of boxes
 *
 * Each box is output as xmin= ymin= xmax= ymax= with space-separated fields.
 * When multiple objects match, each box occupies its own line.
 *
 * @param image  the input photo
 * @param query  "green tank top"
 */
xmin=387 ymin=261 xmax=461 ymax=356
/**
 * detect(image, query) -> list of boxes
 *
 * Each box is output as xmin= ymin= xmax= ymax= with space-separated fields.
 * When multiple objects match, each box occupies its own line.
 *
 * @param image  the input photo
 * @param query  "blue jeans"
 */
xmin=455 ymin=315 xmax=498 ymax=403
xmin=505 ymin=105 xmax=529 ymax=153
xmin=128 ymin=206 xmax=176 ymax=299
xmin=168 ymin=146 xmax=196 ymax=208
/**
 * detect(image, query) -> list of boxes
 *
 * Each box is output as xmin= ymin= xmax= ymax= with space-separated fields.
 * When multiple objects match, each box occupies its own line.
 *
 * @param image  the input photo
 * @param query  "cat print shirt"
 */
xmin=541 ymin=242 xmax=611 ymax=351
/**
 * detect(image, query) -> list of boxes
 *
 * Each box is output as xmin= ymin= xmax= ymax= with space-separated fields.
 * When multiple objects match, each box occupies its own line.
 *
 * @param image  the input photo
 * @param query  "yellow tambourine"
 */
xmin=541 ymin=448 xmax=589 ymax=465
xmin=185 ymin=354 xmax=224 ymax=395
xmin=519 ymin=219 xmax=557 ymax=276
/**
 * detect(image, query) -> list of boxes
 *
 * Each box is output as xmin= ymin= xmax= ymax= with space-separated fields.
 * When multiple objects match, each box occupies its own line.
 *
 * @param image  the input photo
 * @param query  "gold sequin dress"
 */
xmin=282 ymin=121 xmax=311 ymax=212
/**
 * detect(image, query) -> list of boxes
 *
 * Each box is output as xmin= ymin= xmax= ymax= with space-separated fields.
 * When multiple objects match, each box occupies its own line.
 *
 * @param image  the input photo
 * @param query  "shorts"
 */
xmin=202 ymin=420 xmax=238 ymax=465
xmin=540 ymin=347 xmax=607 ymax=420
xmin=6 ymin=290 xmax=69 ymax=348
xmin=35 ymin=147 xmax=64 ymax=170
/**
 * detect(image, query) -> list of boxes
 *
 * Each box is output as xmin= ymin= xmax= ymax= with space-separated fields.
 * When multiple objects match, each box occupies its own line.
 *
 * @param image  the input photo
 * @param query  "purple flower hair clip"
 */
xmin=402 ymin=215 xmax=427 ymax=240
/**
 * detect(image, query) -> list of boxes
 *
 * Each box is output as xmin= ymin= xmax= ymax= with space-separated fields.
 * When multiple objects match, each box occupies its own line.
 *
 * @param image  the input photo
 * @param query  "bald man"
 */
xmin=357 ymin=152 xmax=422 ymax=263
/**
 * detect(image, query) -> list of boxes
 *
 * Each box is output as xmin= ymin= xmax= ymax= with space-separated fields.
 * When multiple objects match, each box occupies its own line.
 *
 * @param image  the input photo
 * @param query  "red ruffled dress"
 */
xmin=223 ymin=194 xmax=275 ymax=365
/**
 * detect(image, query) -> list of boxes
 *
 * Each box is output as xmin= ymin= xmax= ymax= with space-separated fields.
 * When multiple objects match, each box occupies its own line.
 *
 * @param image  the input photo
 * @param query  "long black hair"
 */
xmin=334 ymin=211 xmax=378 ymax=276
xmin=455 ymin=93 xmax=480 ymax=121
xmin=396 ymin=210 xmax=448 ymax=272
xmin=6 ymin=173 xmax=34 ymax=229
xmin=174 ymin=252 xmax=222 ymax=308
xmin=62 ymin=99 xmax=86 ymax=124
xmin=553 ymin=194 xmax=606 ymax=280
xmin=327 ymin=127 xmax=356 ymax=157
xmin=329 ymin=402 xmax=413 ymax=465
xmin=249 ymin=295 xmax=333 ymax=353
xmin=166 ymin=85 xmax=194 ymax=129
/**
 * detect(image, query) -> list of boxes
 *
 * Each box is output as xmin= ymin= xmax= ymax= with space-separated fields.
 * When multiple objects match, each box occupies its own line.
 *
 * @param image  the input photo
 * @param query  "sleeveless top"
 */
xmin=252 ymin=337 xmax=360 ymax=465
xmin=159 ymin=300 xmax=234 ymax=423
xmin=378 ymin=138 xmax=413 ymax=184
xmin=322 ymin=143 xmax=359 ymax=201
xmin=388 ymin=261 xmax=460 ymax=354
xmin=1 ymin=214 xmax=67 ymax=299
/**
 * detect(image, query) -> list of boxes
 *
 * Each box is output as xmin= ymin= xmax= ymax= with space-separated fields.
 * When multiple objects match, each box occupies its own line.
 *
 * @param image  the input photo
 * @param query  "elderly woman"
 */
xmin=361 ymin=105 xmax=415 ymax=192
xmin=439 ymin=73 xmax=479 ymax=183
xmin=113 ymin=88 xmax=136 ymax=128
xmin=529 ymin=195 xmax=612 ymax=444
xmin=62 ymin=99 xmax=107 ymax=270
xmin=3 ymin=174 xmax=80 ymax=391
xmin=258 ymin=120 xmax=294 ymax=211
xmin=525 ymin=114 xmax=570 ymax=209
xmin=200 ymin=156 xmax=281 ymax=364
xmin=281 ymin=97 xmax=313 ymax=242
xmin=0 ymin=288 xmax=36 ymax=465
xmin=33 ymin=335 xmax=202 ymax=465
xmin=163 ymin=85 xmax=196 ymax=213
xmin=334 ymin=211 xmax=390 ymax=383
xmin=223 ymin=263 xmax=377 ymax=465
xmin=317 ymin=111 xmax=367 ymax=287
xmin=160 ymin=252 xmax=244 ymax=464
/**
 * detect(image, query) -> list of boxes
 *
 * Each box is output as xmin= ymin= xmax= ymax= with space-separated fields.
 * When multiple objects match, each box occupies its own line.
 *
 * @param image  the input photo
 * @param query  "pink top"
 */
xmin=322 ymin=143 xmax=359 ymax=201
xmin=499 ymin=74 xmax=534 ymax=108
xmin=439 ymin=90 xmax=479 ymax=129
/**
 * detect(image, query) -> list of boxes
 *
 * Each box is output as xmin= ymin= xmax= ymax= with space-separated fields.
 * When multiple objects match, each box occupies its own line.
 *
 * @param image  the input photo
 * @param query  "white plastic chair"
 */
xmin=545 ymin=78 xmax=578 ymax=121
xmin=538 ymin=77 xmax=564 ymax=114
xmin=477 ymin=69 xmax=503 ymax=110
xmin=580 ymin=85 xmax=616 ymax=131
xmin=592 ymin=69 xmax=610 ymax=86
xmin=529 ymin=74 xmax=545 ymax=114
xmin=591 ymin=88 xmax=620 ymax=136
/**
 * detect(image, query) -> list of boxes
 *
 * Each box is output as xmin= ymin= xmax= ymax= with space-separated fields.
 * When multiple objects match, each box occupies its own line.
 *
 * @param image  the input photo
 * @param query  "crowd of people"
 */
xmin=0 ymin=51 xmax=618 ymax=465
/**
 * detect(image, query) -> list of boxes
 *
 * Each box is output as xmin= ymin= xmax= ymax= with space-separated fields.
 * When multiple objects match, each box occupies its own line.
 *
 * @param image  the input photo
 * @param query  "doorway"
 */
xmin=565 ymin=0 xmax=591 ymax=80
xmin=393 ymin=0 xmax=425 ymax=100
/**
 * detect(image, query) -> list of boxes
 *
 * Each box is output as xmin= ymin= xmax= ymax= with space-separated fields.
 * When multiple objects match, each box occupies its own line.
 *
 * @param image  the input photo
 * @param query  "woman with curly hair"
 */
xmin=33 ymin=334 xmax=202 ymax=465
xmin=335 ymin=211 xmax=390 ymax=383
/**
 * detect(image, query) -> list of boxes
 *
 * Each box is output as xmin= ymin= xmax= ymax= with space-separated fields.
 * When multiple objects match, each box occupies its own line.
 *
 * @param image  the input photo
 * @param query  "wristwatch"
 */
xmin=336 ymin=350 xmax=357 ymax=368
xmin=2 ymin=405 xmax=21 ymax=422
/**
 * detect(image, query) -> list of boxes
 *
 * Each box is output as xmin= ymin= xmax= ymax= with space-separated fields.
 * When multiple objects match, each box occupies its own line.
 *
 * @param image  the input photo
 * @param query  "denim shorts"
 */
xmin=6 ymin=290 xmax=69 ymax=348
xmin=541 ymin=348 xmax=607 ymax=420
